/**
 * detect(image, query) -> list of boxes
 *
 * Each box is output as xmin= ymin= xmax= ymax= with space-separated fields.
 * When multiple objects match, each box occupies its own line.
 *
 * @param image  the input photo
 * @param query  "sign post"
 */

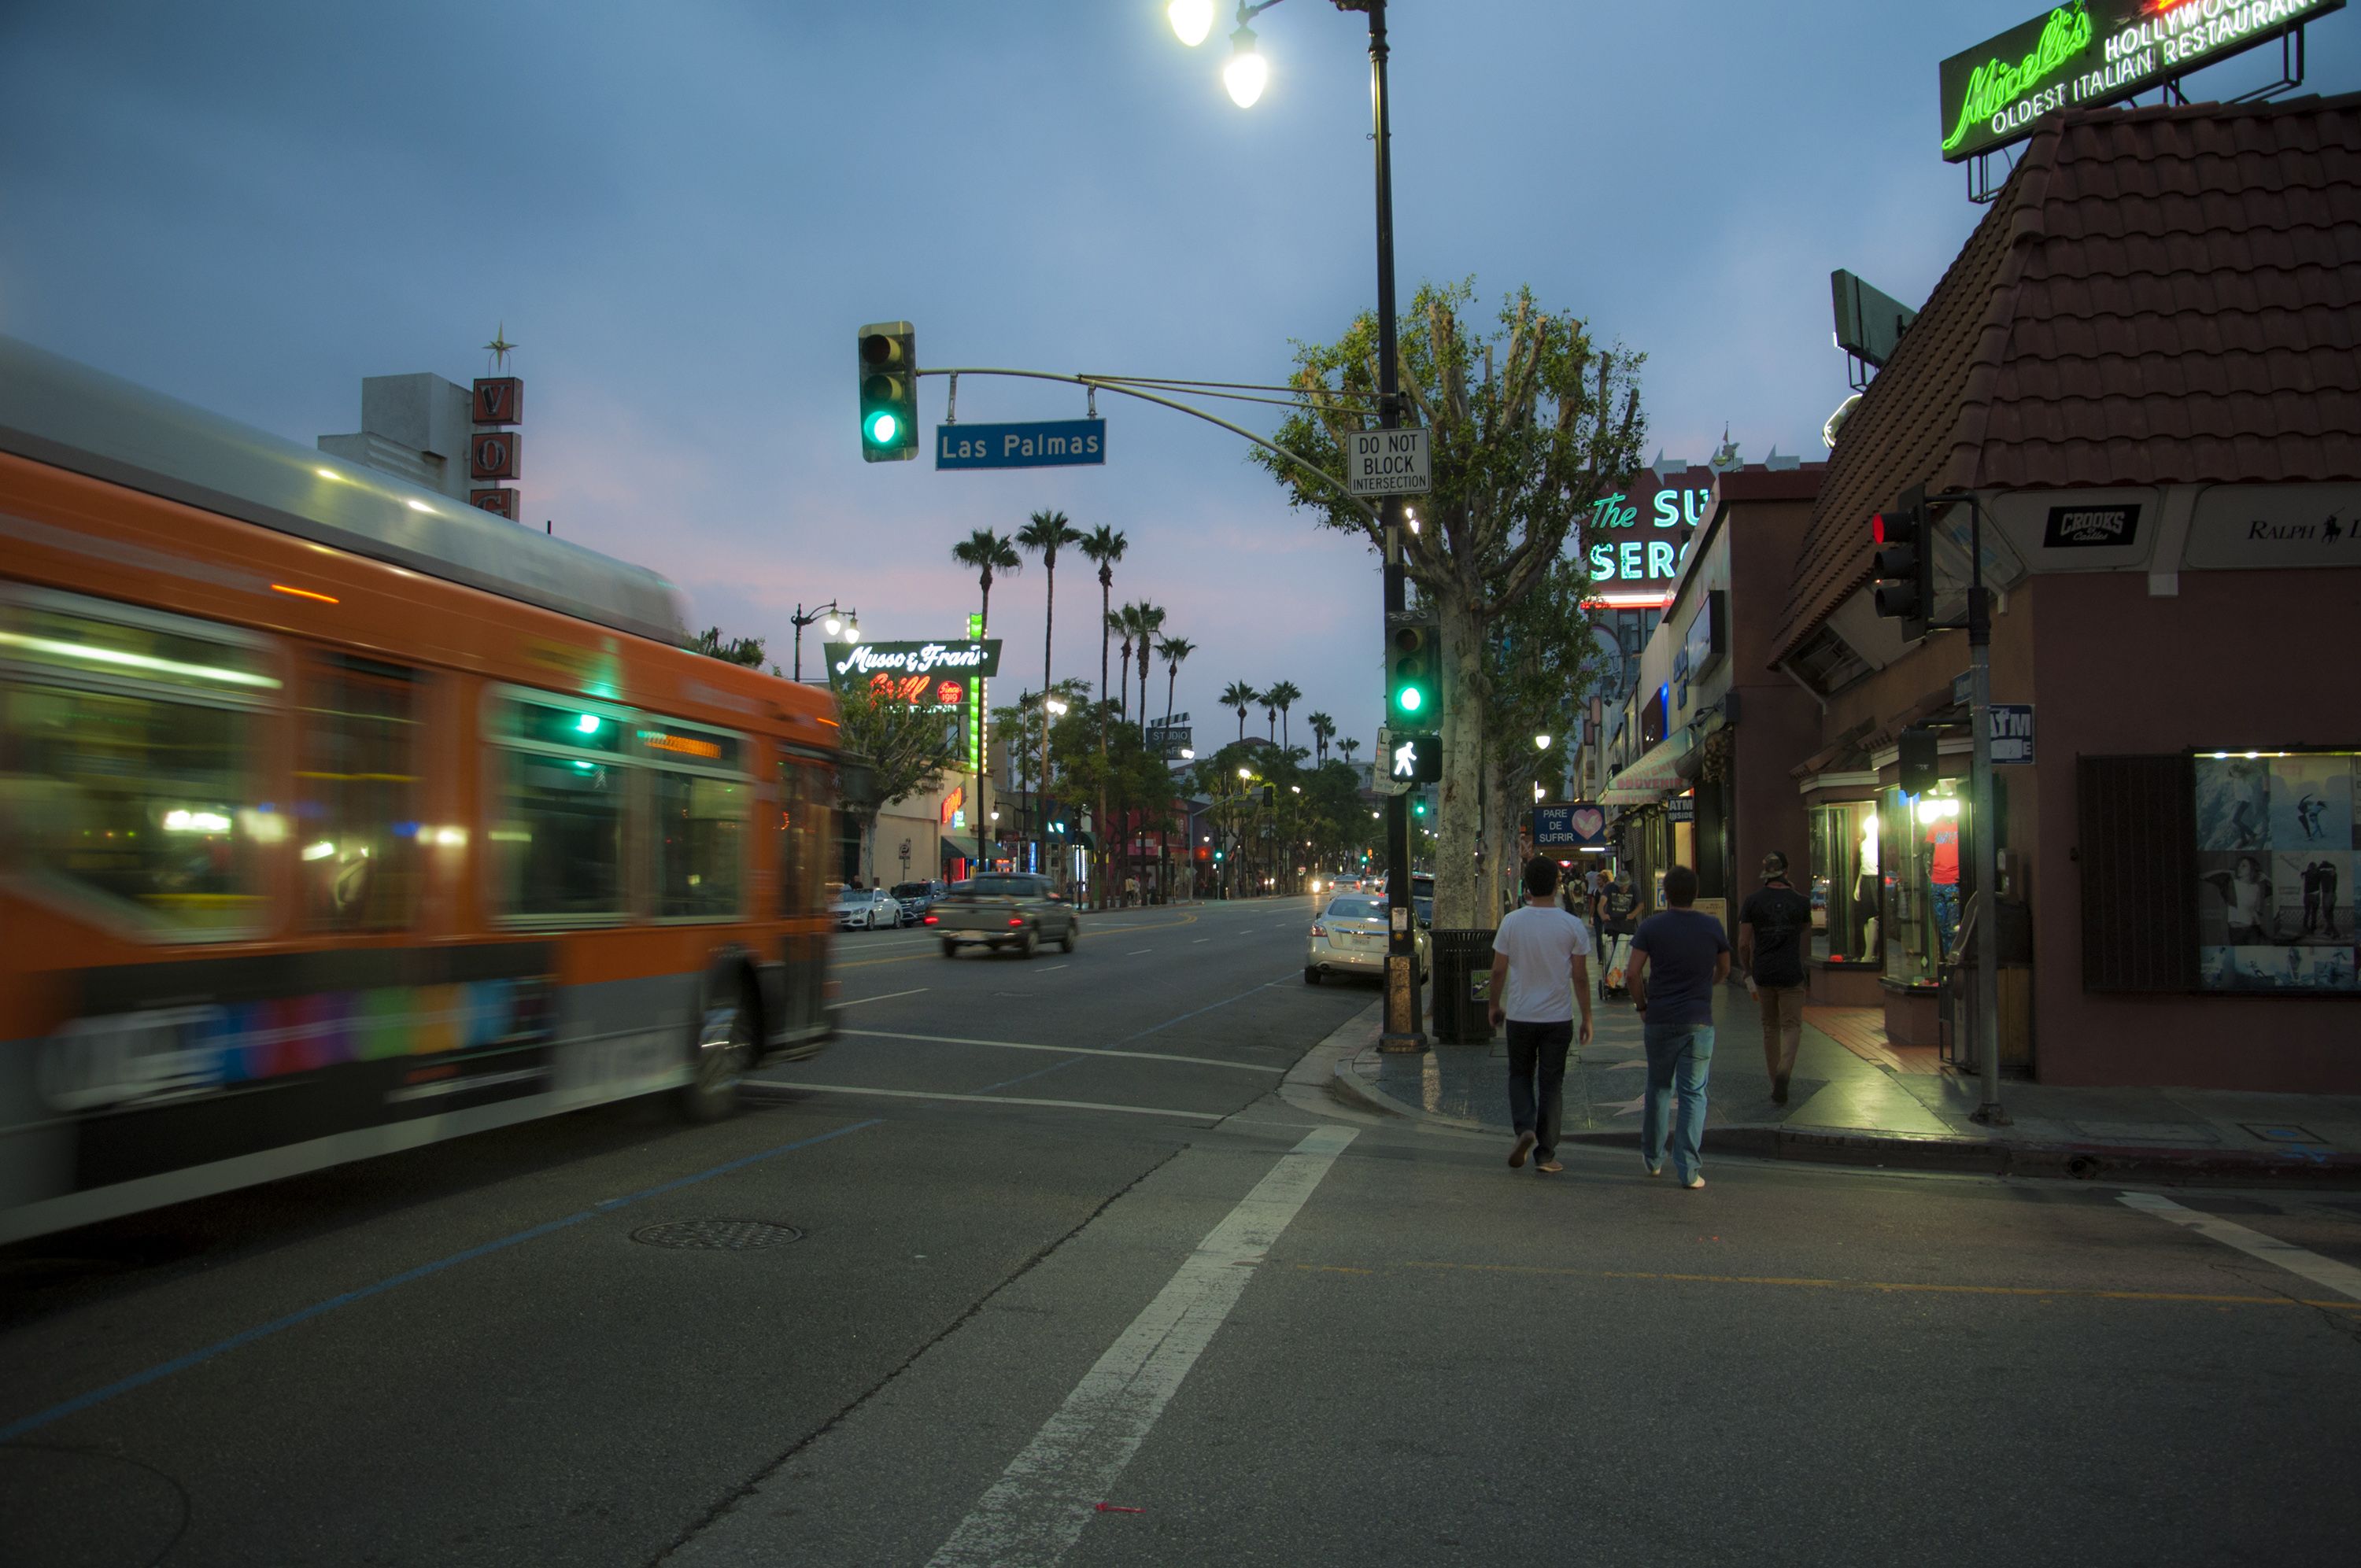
xmin=1346 ymin=428 xmax=1431 ymax=498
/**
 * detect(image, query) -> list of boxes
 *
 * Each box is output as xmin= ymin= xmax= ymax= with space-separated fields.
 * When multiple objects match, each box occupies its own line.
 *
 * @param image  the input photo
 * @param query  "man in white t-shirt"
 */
xmin=1487 ymin=856 xmax=1595 ymax=1175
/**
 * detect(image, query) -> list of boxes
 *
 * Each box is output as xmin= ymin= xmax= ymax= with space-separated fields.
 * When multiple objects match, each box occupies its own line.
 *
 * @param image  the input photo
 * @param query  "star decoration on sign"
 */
xmin=484 ymin=324 xmax=519 ymax=372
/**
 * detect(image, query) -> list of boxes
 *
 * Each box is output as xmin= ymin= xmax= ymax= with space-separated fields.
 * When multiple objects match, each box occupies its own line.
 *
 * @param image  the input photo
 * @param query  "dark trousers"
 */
xmin=1505 ymin=1018 xmax=1576 ymax=1157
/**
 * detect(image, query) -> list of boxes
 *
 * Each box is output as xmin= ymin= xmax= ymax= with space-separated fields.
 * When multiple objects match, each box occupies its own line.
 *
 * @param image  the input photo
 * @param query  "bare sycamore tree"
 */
xmin=1256 ymin=279 xmax=1645 ymax=928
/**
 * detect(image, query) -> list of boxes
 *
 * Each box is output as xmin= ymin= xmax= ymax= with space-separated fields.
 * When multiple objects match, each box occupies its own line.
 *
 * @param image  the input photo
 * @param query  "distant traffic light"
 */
xmin=1871 ymin=484 xmax=1931 ymax=640
xmin=857 ymin=321 xmax=918 ymax=463
xmin=1387 ymin=611 xmax=1440 ymax=725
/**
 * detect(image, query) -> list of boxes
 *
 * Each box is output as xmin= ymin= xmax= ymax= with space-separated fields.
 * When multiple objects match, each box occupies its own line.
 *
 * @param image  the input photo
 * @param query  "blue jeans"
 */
xmin=1642 ymin=1022 xmax=1713 ymax=1181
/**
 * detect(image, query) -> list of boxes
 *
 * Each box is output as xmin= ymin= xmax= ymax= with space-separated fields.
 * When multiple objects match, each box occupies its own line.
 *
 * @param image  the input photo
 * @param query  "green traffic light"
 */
xmin=1397 ymin=684 xmax=1424 ymax=714
xmin=866 ymin=410 xmax=900 ymax=446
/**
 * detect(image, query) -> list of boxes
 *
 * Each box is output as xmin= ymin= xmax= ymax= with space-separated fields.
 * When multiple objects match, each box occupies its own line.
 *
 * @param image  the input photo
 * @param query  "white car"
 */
xmin=1304 ymin=892 xmax=1428 ymax=985
xmin=834 ymin=887 xmax=900 ymax=930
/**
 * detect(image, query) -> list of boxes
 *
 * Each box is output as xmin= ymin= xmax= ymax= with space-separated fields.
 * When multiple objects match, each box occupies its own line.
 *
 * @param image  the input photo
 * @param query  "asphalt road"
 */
xmin=4 ymin=894 xmax=2359 ymax=1567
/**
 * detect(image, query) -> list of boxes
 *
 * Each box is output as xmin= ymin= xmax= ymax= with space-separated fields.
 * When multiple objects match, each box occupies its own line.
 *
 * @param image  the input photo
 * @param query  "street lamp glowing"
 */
xmin=1168 ymin=0 xmax=1214 ymax=46
xmin=1223 ymin=27 xmax=1267 ymax=107
xmin=1535 ymin=733 xmax=1553 ymax=751
xmin=822 ymin=614 xmax=842 ymax=637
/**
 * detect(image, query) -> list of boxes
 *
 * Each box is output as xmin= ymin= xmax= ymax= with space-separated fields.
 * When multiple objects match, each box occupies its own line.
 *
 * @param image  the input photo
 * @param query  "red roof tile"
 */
xmin=1773 ymin=93 xmax=2361 ymax=664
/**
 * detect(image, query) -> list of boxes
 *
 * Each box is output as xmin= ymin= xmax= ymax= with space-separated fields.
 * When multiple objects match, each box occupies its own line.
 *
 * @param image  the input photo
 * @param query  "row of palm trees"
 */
xmin=1216 ymin=681 xmax=1359 ymax=769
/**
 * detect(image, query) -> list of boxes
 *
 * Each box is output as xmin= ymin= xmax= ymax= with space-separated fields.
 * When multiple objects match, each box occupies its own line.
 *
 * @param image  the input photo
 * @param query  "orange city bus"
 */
xmin=0 ymin=336 xmax=840 ymax=1245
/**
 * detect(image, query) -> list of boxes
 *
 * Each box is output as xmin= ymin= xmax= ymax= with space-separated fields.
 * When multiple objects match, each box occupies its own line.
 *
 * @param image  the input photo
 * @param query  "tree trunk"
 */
xmin=1435 ymin=590 xmax=1488 ymax=930
xmin=1097 ymin=573 xmax=1110 ymax=909
xmin=976 ymin=576 xmax=991 ymax=874
xmin=1040 ymin=565 xmax=1055 ymax=887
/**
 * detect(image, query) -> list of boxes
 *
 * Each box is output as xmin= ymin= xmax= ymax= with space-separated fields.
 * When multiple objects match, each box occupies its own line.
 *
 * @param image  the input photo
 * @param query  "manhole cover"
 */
xmin=631 ymin=1219 xmax=804 ymax=1250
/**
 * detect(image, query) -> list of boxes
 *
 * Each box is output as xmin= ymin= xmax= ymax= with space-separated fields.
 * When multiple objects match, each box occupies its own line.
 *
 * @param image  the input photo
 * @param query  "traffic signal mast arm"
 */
xmin=907 ymin=365 xmax=1383 ymax=529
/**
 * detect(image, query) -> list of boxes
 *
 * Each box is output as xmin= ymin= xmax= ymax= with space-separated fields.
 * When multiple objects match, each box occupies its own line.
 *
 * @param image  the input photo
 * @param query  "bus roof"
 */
xmin=0 ymin=334 xmax=689 ymax=647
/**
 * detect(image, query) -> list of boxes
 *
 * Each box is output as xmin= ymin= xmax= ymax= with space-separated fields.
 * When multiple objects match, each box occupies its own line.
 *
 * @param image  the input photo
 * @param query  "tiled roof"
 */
xmin=1773 ymin=92 xmax=2361 ymax=663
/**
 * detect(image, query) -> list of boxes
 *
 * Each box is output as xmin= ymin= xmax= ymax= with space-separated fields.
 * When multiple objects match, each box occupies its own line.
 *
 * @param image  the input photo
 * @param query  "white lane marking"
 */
xmin=2119 ymin=1190 xmax=2361 ymax=1301
xmin=834 ymin=987 xmax=930 ymax=1007
xmin=743 ymin=1082 xmax=1217 ymax=1122
xmin=1193 ymin=938 xmax=1210 ymax=944
xmin=927 ymin=1126 xmax=1357 ymax=1567
xmin=1039 ymin=964 xmax=1070 ymax=972
xmin=1128 ymin=948 xmax=1152 ymax=955
xmin=838 ymin=1028 xmax=1279 ymax=1075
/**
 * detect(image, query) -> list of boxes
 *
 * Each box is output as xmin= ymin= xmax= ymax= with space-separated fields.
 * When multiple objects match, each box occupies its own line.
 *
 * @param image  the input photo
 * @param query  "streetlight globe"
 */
xmin=1535 ymin=733 xmax=1553 ymax=751
xmin=1239 ymin=766 xmax=1253 ymax=780
xmin=822 ymin=614 xmax=842 ymax=637
xmin=1168 ymin=0 xmax=1214 ymax=46
xmin=844 ymin=615 xmax=863 ymax=644
xmin=1222 ymin=28 xmax=1268 ymax=107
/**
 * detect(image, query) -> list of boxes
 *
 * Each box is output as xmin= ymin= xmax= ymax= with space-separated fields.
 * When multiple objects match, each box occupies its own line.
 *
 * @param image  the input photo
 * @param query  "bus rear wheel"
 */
xmin=679 ymin=985 xmax=756 ymax=1122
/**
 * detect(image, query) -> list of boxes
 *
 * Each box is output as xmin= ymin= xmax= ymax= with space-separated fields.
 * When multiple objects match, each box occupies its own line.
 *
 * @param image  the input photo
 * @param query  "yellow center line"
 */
xmin=1285 ymin=1260 xmax=2361 ymax=1312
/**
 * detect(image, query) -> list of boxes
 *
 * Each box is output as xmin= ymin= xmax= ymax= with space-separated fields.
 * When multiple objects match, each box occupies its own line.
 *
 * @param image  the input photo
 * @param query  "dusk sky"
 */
xmin=6 ymin=2 xmax=2353 ymax=753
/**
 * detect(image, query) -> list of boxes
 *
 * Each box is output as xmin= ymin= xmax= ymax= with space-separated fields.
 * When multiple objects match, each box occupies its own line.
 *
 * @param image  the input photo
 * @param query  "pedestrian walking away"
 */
xmin=1598 ymin=870 xmax=1639 ymax=998
xmin=1737 ymin=850 xmax=1812 ymax=1105
xmin=1488 ymin=856 xmax=1594 ymax=1176
xmin=1629 ymin=864 xmax=1730 ymax=1189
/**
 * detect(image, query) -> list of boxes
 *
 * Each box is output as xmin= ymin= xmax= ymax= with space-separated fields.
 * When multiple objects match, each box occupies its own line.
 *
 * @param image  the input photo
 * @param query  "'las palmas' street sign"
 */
xmin=935 ymin=419 xmax=1107 ymax=470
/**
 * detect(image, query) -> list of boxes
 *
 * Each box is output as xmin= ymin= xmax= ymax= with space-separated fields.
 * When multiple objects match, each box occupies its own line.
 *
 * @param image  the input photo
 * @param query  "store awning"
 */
xmin=1602 ymin=736 xmax=1689 ymax=804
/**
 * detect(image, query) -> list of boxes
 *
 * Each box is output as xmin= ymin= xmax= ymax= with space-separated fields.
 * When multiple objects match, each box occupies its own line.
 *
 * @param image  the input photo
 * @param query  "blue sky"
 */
xmin=4 ymin=2 xmax=2352 ymax=751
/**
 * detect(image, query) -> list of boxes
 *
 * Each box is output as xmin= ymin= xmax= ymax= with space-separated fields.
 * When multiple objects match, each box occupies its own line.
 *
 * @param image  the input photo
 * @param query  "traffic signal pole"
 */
xmin=1933 ymin=491 xmax=2008 ymax=1126
xmin=1364 ymin=1 xmax=1422 ymax=1051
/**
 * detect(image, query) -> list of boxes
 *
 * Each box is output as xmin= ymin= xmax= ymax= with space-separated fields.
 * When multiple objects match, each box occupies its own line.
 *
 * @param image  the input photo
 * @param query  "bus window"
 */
xmin=778 ymin=759 xmax=830 ymax=918
xmin=652 ymin=772 xmax=745 ymax=920
xmin=298 ymin=656 xmax=421 ymax=930
xmin=0 ymin=589 xmax=275 ymax=937
xmin=490 ymin=692 xmax=627 ymax=921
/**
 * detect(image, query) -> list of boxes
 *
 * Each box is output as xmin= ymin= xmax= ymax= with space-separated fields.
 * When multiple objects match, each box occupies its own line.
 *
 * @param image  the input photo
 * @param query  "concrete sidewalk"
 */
xmin=1319 ymin=983 xmax=2361 ymax=1186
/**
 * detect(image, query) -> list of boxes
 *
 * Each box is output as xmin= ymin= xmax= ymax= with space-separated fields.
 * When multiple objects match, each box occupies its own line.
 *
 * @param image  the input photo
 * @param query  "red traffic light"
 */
xmin=1872 ymin=512 xmax=1890 ymax=544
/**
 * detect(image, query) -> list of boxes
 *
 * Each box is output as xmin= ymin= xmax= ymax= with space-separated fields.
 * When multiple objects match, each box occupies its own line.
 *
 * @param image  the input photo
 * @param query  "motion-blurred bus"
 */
xmin=0 ymin=338 xmax=839 ymax=1244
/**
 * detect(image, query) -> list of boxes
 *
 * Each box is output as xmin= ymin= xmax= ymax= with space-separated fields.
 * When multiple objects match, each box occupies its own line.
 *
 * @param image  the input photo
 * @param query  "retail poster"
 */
xmin=2195 ymin=753 xmax=2359 ymax=991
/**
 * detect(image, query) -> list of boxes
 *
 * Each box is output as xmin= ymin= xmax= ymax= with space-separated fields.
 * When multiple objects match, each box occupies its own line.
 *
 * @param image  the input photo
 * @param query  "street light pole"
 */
xmin=789 ymin=600 xmax=856 ymax=682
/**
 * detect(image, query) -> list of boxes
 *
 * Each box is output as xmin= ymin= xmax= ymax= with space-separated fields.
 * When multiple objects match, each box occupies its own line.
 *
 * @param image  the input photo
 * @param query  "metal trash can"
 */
xmin=1429 ymin=928 xmax=1497 ymax=1044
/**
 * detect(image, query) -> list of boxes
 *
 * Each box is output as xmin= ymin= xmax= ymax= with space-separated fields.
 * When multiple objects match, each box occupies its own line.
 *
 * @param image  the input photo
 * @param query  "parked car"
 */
xmin=889 ymin=880 xmax=940 ymax=926
xmin=1304 ymin=891 xmax=1428 ymax=985
xmin=929 ymin=874 xmax=1079 ymax=957
xmin=833 ymin=886 xmax=901 ymax=930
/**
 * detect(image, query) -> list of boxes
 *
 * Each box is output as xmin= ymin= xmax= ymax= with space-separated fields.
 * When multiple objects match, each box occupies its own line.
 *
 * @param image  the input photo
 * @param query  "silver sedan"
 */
xmin=1304 ymin=893 xmax=1428 ymax=984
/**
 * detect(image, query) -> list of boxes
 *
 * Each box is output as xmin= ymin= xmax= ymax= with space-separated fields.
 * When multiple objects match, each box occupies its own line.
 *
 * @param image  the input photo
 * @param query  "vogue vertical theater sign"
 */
xmin=1938 ymin=0 xmax=2347 ymax=164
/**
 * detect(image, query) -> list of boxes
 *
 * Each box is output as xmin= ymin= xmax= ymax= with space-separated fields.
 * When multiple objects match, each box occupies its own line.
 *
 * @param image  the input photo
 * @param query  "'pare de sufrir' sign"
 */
xmin=1347 ymin=428 xmax=1430 ymax=497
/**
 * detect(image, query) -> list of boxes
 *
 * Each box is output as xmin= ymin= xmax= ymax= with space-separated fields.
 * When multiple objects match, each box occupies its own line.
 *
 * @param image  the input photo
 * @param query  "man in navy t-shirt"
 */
xmin=1629 ymin=864 xmax=1731 ymax=1189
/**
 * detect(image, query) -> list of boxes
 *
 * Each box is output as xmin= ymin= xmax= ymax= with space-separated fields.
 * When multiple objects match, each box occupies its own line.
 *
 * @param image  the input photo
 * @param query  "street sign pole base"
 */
xmin=1970 ymin=1100 xmax=2012 ymax=1127
xmin=1380 ymin=953 xmax=1424 ymax=1051
xmin=1378 ymin=1031 xmax=1428 ymax=1054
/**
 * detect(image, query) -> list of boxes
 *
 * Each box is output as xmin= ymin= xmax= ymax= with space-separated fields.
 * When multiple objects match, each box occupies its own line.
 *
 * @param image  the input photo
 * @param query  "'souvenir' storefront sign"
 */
xmin=1938 ymin=0 xmax=2346 ymax=164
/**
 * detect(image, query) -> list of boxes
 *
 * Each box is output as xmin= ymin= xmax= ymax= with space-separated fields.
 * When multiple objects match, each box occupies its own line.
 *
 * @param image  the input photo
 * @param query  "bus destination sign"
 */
xmin=1938 ymin=0 xmax=2346 ymax=164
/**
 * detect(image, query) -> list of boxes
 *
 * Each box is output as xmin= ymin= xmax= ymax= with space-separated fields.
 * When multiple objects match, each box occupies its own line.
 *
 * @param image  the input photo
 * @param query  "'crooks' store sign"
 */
xmin=1938 ymin=0 xmax=2346 ymax=164
xmin=824 ymin=640 xmax=1002 ymax=710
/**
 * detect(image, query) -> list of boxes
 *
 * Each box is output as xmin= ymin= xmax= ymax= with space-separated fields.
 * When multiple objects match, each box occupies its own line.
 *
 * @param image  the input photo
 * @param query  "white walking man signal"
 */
xmin=1393 ymin=739 xmax=1418 ymax=779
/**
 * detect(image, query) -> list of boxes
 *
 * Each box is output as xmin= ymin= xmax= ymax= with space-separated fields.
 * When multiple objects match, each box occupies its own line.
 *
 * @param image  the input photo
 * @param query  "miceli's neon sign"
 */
xmin=1584 ymin=481 xmax=1713 ymax=599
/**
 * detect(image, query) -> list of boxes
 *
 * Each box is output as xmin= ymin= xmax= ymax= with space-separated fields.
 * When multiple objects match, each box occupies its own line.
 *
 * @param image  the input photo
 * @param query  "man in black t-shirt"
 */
xmin=1737 ymin=850 xmax=1813 ymax=1105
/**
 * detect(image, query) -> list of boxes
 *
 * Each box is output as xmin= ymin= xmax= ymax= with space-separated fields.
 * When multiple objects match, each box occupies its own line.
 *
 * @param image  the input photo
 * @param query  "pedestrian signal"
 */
xmin=1899 ymin=724 xmax=1938 ymax=795
xmin=1387 ymin=611 xmax=1440 ymax=724
xmin=1390 ymin=732 xmax=1442 ymax=784
xmin=1871 ymin=484 xmax=1931 ymax=640
xmin=858 ymin=321 xmax=918 ymax=463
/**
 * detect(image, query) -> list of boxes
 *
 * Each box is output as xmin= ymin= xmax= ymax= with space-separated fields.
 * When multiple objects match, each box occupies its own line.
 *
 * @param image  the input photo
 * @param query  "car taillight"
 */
xmin=1008 ymin=916 xmax=1025 ymax=928
xmin=1310 ymin=922 xmax=1326 ymax=937
xmin=923 ymin=913 xmax=937 ymax=925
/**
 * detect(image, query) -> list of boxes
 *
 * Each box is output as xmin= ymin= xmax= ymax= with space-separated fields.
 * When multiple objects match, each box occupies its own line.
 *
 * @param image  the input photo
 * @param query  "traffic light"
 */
xmin=1387 ymin=611 xmax=1440 ymax=725
xmin=1899 ymin=724 xmax=1938 ymax=795
xmin=1870 ymin=483 xmax=1932 ymax=640
xmin=857 ymin=321 xmax=918 ymax=463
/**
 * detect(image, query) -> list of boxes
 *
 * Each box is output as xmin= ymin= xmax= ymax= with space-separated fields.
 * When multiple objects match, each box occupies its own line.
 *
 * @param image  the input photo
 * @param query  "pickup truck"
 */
xmin=927 ymin=874 xmax=1080 ymax=958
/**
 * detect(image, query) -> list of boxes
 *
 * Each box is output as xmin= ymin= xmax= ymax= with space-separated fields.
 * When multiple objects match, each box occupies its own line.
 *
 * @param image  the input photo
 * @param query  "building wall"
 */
xmin=1725 ymin=495 xmax=1821 ymax=909
xmin=2027 ymin=569 xmax=2360 ymax=1092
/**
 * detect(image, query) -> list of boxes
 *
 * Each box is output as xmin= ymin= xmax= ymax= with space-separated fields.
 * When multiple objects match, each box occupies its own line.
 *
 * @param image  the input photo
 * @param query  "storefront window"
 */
xmin=2196 ymin=751 xmax=2357 ymax=991
xmin=1882 ymin=779 xmax=1963 ymax=986
xmin=1809 ymin=802 xmax=1879 ymax=964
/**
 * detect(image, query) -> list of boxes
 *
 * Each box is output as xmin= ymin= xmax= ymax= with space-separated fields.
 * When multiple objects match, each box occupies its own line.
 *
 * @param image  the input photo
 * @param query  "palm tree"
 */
xmin=1110 ymin=607 xmax=1133 ymax=725
xmin=1017 ymin=509 xmax=1081 ymax=877
xmin=1075 ymin=524 xmax=1126 ymax=909
xmin=1221 ymin=681 xmax=1258 ymax=743
xmin=1130 ymin=602 xmax=1166 ymax=740
xmin=1265 ymin=680 xmax=1302 ymax=754
xmin=1261 ymin=689 xmax=1279 ymax=743
xmin=951 ymin=528 xmax=1020 ymax=866
xmin=1307 ymin=710 xmax=1336 ymax=765
xmin=1338 ymin=736 xmax=1362 ymax=769
xmin=1157 ymin=636 xmax=1195 ymax=741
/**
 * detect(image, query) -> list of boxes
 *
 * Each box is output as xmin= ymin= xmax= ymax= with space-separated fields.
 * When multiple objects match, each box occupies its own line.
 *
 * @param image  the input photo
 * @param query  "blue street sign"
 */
xmin=935 ymin=419 xmax=1107 ymax=470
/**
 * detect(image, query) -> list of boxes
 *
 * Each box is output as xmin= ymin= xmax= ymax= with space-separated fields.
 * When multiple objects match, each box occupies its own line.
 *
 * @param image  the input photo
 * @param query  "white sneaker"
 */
xmin=1642 ymin=1159 xmax=1663 ymax=1177
xmin=1683 ymin=1172 xmax=1706 ymax=1190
